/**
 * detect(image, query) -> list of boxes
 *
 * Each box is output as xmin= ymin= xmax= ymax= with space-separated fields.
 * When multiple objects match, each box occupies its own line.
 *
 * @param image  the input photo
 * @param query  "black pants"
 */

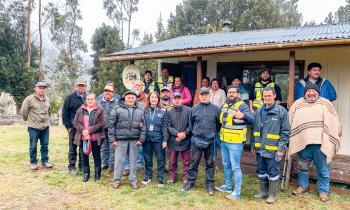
xmin=187 ymin=142 xmax=215 ymax=187
xmin=143 ymin=141 xmax=165 ymax=183
xmin=68 ymin=128 xmax=81 ymax=170
xmin=79 ymin=141 xmax=101 ymax=174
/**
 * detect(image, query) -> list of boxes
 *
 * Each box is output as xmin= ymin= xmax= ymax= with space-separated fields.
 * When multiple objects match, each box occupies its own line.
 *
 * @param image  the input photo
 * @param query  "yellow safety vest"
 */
xmin=253 ymin=131 xmax=280 ymax=151
xmin=253 ymin=81 xmax=275 ymax=110
xmin=219 ymin=101 xmax=247 ymax=144
xmin=158 ymin=76 xmax=174 ymax=89
xmin=143 ymin=80 xmax=156 ymax=94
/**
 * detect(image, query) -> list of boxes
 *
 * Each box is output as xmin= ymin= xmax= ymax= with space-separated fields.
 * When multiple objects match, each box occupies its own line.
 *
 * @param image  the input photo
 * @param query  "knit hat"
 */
xmin=304 ymin=83 xmax=320 ymax=95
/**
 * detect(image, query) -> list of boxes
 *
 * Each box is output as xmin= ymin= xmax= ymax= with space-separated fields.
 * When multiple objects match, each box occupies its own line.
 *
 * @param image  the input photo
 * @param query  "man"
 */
xmin=182 ymin=87 xmax=221 ymax=196
xmin=62 ymin=79 xmax=88 ymax=175
xmin=160 ymin=86 xmax=173 ymax=110
xmin=294 ymin=62 xmax=337 ymax=101
xmin=251 ymin=87 xmax=290 ymax=204
xmin=249 ymin=68 xmax=282 ymax=113
xmin=288 ymin=83 xmax=341 ymax=202
xmin=210 ymin=79 xmax=226 ymax=107
xmin=142 ymin=70 xmax=160 ymax=94
xmin=96 ymin=81 xmax=121 ymax=101
xmin=215 ymin=85 xmax=254 ymax=200
xmin=158 ymin=68 xmax=174 ymax=89
xmin=97 ymin=85 xmax=119 ymax=172
xmin=123 ymin=79 xmax=146 ymax=175
xmin=232 ymin=78 xmax=249 ymax=102
xmin=20 ymin=82 xmax=52 ymax=170
xmin=109 ymin=90 xmax=146 ymax=189
xmin=193 ymin=77 xmax=210 ymax=105
xmin=167 ymin=92 xmax=192 ymax=184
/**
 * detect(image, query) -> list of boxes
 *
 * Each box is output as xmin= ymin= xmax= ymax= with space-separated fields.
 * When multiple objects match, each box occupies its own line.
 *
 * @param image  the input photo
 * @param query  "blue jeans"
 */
xmin=220 ymin=142 xmax=244 ymax=194
xmin=256 ymin=153 xmax=280 ymax=181
xmin=28 ymin=127 xmax=49 ymax=164
xmin=124 ymin=144 xmax=144 ymax=169
xmin=143 ymin=141 xmax=165 ymax=182
xmin=297 ymin=144 xmax=330 ymax=194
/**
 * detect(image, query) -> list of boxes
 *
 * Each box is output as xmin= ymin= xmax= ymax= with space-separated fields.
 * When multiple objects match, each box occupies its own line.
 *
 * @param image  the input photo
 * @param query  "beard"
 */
xmin=227 ymin=97 xmax=239 ymax=104
xmin=161 ymin=95 xmax=170 ymax=100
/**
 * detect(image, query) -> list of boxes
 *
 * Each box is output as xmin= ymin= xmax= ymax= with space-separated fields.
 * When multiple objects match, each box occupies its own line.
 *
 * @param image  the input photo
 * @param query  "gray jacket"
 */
xmin=108 ymin=100 xmax=146 ymax=142
xmin=168 ymin=105 xmax=191 ymax=151
xmin=98 ymin=97 xmax=119 ymax=130
xmin=252 ymin=103 xmax=290 ymax=158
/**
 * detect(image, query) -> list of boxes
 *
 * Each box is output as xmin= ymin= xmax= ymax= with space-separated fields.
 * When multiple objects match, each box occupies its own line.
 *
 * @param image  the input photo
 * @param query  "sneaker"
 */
xmin=141 ymin=179 xmax=152 ymax=185
xmin=215 ymin=185 xmax=232 ymax=193
xmin=157 ymin=182 xmax=164 ymax=187
xmin=207 ymin=186 xmax=215 ymax=196
xmin=69 ymin=168 xmax=78 ymax=176
xmin=182 ymin=183 xmax=194 ymax=192
xmin=226 ymin=192 xmax=240 ymax=200
xmin=167 ymin=179 xmax=175 ymax=184
xmin=42 ymin=162 xmax=52 ymax=169
xmin=123 ymin=169 xmax=130 ymax=176
xmin=31 ymin=163 xmax=38 ymax=170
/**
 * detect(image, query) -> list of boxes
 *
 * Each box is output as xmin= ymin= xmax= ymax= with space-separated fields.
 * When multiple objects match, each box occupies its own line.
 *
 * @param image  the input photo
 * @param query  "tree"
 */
xmin=163 ymin=0 xmax=302 ymax=38
xmin=45 ymin=0 xmax=87 ymax=91
xmin=155 ymin=13 xmax=166 ymax=42
xmin=135 ymin=33 xmax=158 ymax=78
xmin=26 ymin=0 xmax=32 ymax=68
xmin=90 ymin=23 xmax=126 ymax=94
xmin=103 ymin=0 xmax=139 ymax=48
xmin=325 ymin=0 xmax=350 ymax=24
xmin=0 ymin=1 xmax=37 ymax=108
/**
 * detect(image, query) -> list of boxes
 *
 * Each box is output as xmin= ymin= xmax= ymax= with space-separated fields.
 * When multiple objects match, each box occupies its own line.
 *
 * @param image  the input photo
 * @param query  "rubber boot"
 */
xmin=254 ymin=179 xmax=269 ymax=199
xmin=266 ymin=180 xmax=279 ymax=204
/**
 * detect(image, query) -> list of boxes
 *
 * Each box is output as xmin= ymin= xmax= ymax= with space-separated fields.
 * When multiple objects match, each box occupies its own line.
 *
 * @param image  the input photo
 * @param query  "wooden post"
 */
xmin=285 ymin=50 xmax=295 ymax=190
xmin=288 ymin=51 xmax=295 ymax=108
xmin=196 ymin=56 xmax=202 ymax=98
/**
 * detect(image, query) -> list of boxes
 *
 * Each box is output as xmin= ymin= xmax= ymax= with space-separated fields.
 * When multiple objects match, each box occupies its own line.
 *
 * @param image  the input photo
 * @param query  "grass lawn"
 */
xmin=0 ymin=124 xmax=349 ymax=210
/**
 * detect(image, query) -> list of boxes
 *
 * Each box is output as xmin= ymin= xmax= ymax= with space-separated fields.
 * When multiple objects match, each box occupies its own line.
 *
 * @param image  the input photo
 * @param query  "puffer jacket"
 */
xmin=252 ymin=103 xmax=291 ymax=158
xmin=144 ymin=106 xmax=169 ymax=143
xmin=108 ymin=99 xmax=146 ymax=142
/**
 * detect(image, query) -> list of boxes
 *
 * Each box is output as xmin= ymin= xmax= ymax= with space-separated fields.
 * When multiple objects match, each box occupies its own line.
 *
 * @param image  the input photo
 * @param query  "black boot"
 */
xmin=95 ymin=167 xmax=101 ymax=182
xmin=254 ymin=179 xmax=269 ymax=199
xmin=82 ymin=167 xmax=90 ymax=182
xmin=266 ymin=180 xmax=279 ymax=204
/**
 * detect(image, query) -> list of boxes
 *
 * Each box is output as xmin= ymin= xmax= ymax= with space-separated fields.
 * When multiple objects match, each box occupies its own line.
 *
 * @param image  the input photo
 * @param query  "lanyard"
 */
xmin=149 ymin=108 xmax=156 ymax=123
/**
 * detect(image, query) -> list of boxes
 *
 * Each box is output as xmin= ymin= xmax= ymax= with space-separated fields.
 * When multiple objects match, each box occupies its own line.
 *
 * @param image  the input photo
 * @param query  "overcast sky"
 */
xmin=79 ymin=0 xmax=347 ymax=53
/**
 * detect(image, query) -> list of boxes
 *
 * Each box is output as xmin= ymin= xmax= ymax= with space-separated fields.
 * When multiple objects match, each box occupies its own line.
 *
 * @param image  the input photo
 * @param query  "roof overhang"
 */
xmin=100 ymin=38 xmax=350 ymax=62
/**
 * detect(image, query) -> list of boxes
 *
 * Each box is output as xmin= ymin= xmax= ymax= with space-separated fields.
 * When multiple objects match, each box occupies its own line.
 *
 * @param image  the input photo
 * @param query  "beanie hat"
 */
xmin=304 ymin=83 xmax=320 ymax=95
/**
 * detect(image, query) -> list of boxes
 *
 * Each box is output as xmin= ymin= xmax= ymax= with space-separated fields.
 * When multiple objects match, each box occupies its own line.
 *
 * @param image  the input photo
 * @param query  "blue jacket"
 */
xmin=97 ymin=97 xmax=119 ymax=130
xmin=144 ymin=106 xmax=169 ymax=143
xmin=252 ymin=103 xmax=290 ymax=158
xmin=294 ymin=77 xmax=337 ymax=101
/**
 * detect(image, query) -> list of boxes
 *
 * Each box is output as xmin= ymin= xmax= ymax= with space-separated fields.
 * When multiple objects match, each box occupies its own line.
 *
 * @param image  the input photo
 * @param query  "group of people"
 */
xmin=20 ymin=62 xmax=341 ymax=204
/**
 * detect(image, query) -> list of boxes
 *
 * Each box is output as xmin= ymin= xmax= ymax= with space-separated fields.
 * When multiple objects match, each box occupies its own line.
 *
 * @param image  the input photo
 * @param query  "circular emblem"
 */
xmin=122 ymin=65 xmax=140 ymax=90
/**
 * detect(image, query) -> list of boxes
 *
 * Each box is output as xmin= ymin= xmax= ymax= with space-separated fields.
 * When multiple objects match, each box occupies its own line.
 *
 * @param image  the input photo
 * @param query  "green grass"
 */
xmin=0 ymin=124 xmax=350 ymax=209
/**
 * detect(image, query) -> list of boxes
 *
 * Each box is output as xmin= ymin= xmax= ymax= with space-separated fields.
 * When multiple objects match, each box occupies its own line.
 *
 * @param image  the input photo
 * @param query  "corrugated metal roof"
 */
xmin=108 ymin=23 xmax=350 ymax=57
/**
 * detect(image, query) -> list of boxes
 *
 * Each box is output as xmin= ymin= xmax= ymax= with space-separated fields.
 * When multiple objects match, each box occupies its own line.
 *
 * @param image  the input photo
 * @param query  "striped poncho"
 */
xmin=288 ymin=97 xmax=342 ymax=163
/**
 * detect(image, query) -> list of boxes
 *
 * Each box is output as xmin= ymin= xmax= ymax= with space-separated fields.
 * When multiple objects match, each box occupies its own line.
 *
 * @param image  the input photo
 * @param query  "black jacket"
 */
xmin=168 ymin=105 xmax=191 ymax=151
xmin=189 ymin=102 xmax=221 ymax=142
xmin=62 ymin=91 xmax=86 ymax=129
xmin=108 ymin=100 xmax=146 ymax=142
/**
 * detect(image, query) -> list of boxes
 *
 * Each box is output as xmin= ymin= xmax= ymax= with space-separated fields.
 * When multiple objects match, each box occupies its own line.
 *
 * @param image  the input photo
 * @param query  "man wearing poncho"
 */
xmin=288 ymin=83 xmax=341 ymax=202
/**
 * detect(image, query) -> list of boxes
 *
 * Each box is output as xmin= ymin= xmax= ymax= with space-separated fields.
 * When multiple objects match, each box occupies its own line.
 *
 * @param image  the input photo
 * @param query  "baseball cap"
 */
xmin=200 ymin=87 xmax=210 ymax=94
xmin=173 ymin=92 xmax=182 ymax=98
xmin=35 ymin=81 xmax=47 ymax=87
xmin=104 ymin=86 xmax=114 ymax=92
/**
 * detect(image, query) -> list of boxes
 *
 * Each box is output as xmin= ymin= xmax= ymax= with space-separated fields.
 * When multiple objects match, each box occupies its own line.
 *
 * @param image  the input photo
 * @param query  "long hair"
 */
xmin=147 ymin=91 xmax=160 ymax=109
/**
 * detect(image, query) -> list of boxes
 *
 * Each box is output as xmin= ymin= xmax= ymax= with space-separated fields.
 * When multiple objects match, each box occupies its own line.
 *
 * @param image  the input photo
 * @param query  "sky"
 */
xmin=79 ymin=0 xmax=347 ymax=53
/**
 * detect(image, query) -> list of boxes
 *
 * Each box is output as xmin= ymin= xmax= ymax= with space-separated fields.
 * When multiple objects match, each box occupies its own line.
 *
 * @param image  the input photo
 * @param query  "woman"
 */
xmin=141 ymin=92 xmax=169 ymax=187
xmin=74 ymin=93 xmax=105 ymax=182
xmin=210 ymin=79 xmax=226 ymax=107
xmin=171 ymin=76 xmax=192 ymax=106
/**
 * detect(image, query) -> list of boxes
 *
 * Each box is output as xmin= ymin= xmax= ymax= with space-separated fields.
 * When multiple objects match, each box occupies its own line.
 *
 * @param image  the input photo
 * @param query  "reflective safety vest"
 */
xmin=158 ymin=76 xmax=174 ymax=89
xmin=219 ymin=101 xmax=247 ymax=144
xmin=143 ymin=80 xmax=157 ymax=94
xmin=253 ymin=131 xmax=280 ymax=151
xmin=253 ymin=81 xmax=275 ymax=110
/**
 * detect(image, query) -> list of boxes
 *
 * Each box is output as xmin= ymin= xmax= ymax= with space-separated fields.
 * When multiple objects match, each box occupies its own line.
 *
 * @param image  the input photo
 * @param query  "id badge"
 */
xmin=149 ymin=125 xmax=154 ymax=131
